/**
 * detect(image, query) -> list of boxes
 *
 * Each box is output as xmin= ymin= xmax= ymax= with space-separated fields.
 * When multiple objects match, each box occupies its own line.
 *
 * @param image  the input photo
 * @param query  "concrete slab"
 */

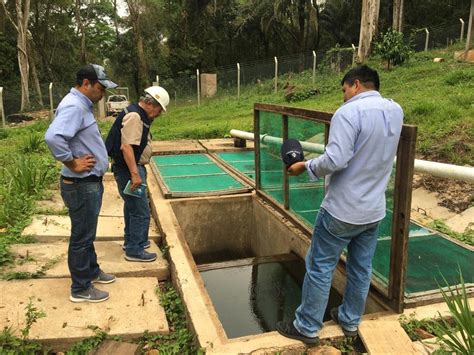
xmin=36 ymin=179 xmax=124 ymax=217
xmin=22 ymin=215 xmax=160 ymax=243
xmin=151 ymin=139 xmax=205 ymax=154
xmin=0 ymin=278 xmax=168 ymax=349
xmin=411 ymin=188 xmax=457 ymax=221
xmin=198 ymin=138 xmax=254 ymax=152
xmin=445 ymin=206 xmax=474 ymax=233
xmin=2 ymin=241 xmax=169 ymax=281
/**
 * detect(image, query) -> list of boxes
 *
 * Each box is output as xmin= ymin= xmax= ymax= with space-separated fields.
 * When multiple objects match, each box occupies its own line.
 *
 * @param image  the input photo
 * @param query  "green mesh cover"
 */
xmin=373 ymin=234 xmax=474 ymax=294
xmin=217 ymin=110 xmax=474 ymax=296
xmin=151 ymin=154 xmax=246 ymax=193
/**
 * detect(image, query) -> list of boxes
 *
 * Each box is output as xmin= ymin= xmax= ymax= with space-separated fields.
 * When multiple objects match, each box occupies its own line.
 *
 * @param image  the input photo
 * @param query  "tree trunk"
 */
xmin=357 ymin=0 xmax=380 ymax=63
xmin=392 ymin=0 xmax=404 ymax=32
xmin=126 ymin=0 xmax=148 ymax=91
xmin=29 ymin=42 xmax=43 ymax=106
xmin=75 ymin=0 xmax=87 ymax=64
xmin=17 ymin=0 xmax=31 ymax=111
xmin=113 ymin=0 xmax=120 ymax=43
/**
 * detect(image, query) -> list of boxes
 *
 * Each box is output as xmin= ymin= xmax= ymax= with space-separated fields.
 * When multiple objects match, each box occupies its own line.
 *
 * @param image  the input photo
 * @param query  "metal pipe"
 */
xmin=460 ymin=18 xmax=465 ymax=42
xmin=230 ymin=129 xmax=474 ymax=183
xmin=312 ymin=51 xmax=316 ymax=88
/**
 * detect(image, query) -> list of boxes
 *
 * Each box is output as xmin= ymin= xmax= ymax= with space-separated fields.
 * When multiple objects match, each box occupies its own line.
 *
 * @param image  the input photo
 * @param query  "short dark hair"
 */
xmin=75 ymin=78 xmax=98 ymax=87
xmin=341 ymin=65 xmax=380 ymax=91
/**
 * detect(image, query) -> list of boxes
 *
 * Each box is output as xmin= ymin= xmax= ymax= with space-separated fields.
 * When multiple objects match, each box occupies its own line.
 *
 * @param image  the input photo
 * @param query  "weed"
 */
xmin=429 ymin=219 xmax=473 ymax=246
xmin=0 ymin=128 xmax=9 ymax=139
xmin=4 ymin=156 xmax=55 ymax=196
xmin=160 ymin=243 xmax=170 ymax=258
xmin=66 ymin=326 xmax=108 ymax=355
xmin=138 ymin=283 xmax=202 ymax=354
xmin=432 ymin=270 xmax=473 ymax=354
xmin=20 ymin=132 xmax=46 ymax=153
xmin=444 ymin=70 xmax=474 ymax=86
xmin=0 ymin=298 xmax=47 ymax=354
xmin=2 ymin=255 xmax=61 ymax=280
xmin=399 ymin=313 xmax=438 ymax=341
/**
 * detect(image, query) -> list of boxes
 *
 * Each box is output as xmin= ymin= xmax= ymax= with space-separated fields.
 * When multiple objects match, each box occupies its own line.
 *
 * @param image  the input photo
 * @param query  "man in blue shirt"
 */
xmin=45 ymin=64 xmax=118 ymax=303
xmin=277 ymin=65 xmax=403 ymax=343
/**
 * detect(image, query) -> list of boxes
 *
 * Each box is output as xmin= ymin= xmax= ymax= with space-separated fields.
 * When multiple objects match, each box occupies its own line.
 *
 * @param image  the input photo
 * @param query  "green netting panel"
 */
xmin=378 ymin=211 xmax=433 ymax=239
xmin=151 ymin=154 xmax=246 ymax=194
xmin=153 ymin=154 xmax=212 ymax=166
xmin=164 ymin=174 xmax=244 ymax=193
xmin=259 ymin=112 xmax=284 ymax=196
xmin=287 ymin=116 xmax=326 ymax=215
xmin=373 ymin=235 xmax=474 ymax=294
xmin=158 ymin=164 xmax=223 ymax=177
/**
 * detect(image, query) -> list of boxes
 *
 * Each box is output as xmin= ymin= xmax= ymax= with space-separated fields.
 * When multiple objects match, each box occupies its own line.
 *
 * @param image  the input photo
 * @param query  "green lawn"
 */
xmin=150 ymin=45 xmax=473 ymax=166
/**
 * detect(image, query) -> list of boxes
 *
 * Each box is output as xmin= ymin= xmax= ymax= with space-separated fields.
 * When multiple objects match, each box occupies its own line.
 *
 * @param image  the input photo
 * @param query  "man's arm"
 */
xmin=121 ymin=144 xmax=141 ymax=190
xmin=45 ymin=104 xmax=96 ymax=173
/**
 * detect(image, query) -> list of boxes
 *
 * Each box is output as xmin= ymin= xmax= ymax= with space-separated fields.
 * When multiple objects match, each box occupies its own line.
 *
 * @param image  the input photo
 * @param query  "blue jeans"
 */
xmin=113 ymin=164 xmax=150 ymax=255
xmin=60 ymin=178 xmax=103 ymax=293
xmin=294 ymin=208 xmax=379 ymax=337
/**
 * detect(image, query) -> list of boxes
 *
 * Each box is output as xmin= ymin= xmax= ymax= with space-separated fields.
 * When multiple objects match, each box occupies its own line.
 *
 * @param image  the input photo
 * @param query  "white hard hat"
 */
xmin=144 ymin=86 xmax=170 ymax=111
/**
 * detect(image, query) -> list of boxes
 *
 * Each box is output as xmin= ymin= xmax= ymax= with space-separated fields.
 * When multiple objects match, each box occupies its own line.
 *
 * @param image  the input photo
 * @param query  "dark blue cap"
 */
xmin=281 ymin=139 xmax=304 ymax=167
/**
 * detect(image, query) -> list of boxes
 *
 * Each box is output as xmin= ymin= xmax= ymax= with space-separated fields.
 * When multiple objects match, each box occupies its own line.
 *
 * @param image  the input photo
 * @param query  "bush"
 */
xmin=374 ymin=28 xmax=413 ymax=69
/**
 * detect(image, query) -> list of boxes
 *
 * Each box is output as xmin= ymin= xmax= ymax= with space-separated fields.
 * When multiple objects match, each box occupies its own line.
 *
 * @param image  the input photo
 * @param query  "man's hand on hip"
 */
xmin=64 ymin=155 xmax=96 ymax=173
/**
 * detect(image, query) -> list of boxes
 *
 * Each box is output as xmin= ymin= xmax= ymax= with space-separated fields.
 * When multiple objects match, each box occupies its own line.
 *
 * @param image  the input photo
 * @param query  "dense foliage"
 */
xmin=0 ymin=0 xmax=471 ymax=112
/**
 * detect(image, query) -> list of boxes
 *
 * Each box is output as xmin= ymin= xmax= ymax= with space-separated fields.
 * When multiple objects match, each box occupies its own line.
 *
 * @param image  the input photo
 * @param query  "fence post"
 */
xmin=460 ymin=18 xmax=465 ymax=42
xmin=196 ymin=69 xmax=200 ymax=107
xmin=0 ymin=87 xmax=5 ymax=127
xmin=351 ymin=43 xmax=357 ymax=66
xmin=274 ymin=56 xmax=278 ymax=94
xmin=153 ymin=75 xmax=159 ymax=86
xmin=466 ymin=0 xmax=474 ymax=52
xmin=312 ymin=51 xmax=316 ymax=89
xmin=424 ymin=28 xmax=430 ymax=51
xmin=49 ymin=83 xmax=54 ymax=119
xmin=237 ymin=63 xmax=241 ymax=99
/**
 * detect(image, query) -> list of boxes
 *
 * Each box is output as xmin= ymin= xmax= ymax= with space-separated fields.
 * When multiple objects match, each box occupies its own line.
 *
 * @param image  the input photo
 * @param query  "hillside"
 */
xmin=148 ymin=45 xmax=473 ymax=167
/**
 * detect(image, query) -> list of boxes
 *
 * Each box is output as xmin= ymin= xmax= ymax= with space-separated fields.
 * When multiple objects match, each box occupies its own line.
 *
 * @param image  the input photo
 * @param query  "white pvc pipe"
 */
xmin=230 ymin=129 xmax=474 ymax=183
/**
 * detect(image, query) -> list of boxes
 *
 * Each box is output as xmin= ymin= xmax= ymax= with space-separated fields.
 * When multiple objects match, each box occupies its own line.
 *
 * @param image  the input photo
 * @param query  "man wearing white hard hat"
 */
xmin=105 ymin=86 xmax=170 ymax=262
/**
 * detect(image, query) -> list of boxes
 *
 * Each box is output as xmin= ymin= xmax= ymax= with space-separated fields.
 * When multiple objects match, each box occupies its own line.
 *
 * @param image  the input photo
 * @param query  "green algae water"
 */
xmin=200 ymin=258 xmax=342 ymax=338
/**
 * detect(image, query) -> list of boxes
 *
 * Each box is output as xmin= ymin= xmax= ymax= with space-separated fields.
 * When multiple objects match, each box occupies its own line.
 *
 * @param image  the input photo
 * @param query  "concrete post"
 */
xmin=237 ymin=63 xmax=241 ymax=99
xmin=49 ymin=83 xmax=54 ymax=119
xmin=196 ymin=69 xmax=200 ymax=107
xmin=98 ymin=97 xmax=105 ymax=119
xmin=274 ymin=56 xmax=278 ymax=94
xmin=0 ymin=87 xmax=5 ymax=127
xmin=424 ymin=28 xmax=430 ymax=51
xmin=460 ymin=18 xmax=465 ymax=42
xmin=312 ymin=51 xmax=316 ymax=88
xmin=352 ymin=43 xmax=357 ymax=66
xmin=466 ymin=0 xmax=474 ymax=52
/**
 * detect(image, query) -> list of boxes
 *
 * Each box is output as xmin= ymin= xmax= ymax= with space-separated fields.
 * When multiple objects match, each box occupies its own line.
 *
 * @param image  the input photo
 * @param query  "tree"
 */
xmin=125 ymin=0 xmax=148 ymax=90
xmin=2 ymin=0 xmax=31 ymax=111
xmin=392 ymin=0 xmax=404 ymax=32
xmin=357 ymin=0 xmax=380 ymax=62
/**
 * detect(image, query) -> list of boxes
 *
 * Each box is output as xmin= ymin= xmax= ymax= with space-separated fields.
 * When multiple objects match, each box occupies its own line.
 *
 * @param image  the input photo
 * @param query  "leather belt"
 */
xmin=61 ymin=175 xmax=102 ymax=183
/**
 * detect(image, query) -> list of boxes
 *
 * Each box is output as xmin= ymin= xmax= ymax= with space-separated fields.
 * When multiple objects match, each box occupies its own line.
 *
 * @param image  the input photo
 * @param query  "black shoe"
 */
xmin=276 ymin=321 xmax=319 ymax=344
xmin=330 ymin=308 xmax=358 ymax=337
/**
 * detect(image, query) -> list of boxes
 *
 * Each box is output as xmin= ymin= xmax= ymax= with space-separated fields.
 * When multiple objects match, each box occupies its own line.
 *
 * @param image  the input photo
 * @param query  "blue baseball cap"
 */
xmin=76 ymin=64 xmax=118 ymax=89
xmin=281 ymin=139 xmax=304 ymax=168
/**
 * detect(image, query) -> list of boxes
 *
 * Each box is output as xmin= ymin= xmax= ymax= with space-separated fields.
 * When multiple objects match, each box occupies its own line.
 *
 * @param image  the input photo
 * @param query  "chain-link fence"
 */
xmin=0 ymin=19 xmax=470 ymax=119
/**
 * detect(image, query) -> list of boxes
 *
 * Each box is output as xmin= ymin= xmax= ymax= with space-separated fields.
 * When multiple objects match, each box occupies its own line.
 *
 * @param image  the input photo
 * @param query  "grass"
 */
xmin=143 ymin=43 xmax=473 ymax=166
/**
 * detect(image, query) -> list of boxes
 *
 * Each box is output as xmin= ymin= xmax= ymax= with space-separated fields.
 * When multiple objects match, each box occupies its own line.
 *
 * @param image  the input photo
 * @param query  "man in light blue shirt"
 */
xmin=45 ymin=64 xmax=118 ymax=303
xmin=277 ymin=65 xmax=403 ymax=343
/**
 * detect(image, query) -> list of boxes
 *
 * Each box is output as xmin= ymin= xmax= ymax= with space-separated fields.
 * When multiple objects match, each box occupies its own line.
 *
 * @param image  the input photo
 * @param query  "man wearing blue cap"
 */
xmin=45 ymin=64 xmax=118 ymax=303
